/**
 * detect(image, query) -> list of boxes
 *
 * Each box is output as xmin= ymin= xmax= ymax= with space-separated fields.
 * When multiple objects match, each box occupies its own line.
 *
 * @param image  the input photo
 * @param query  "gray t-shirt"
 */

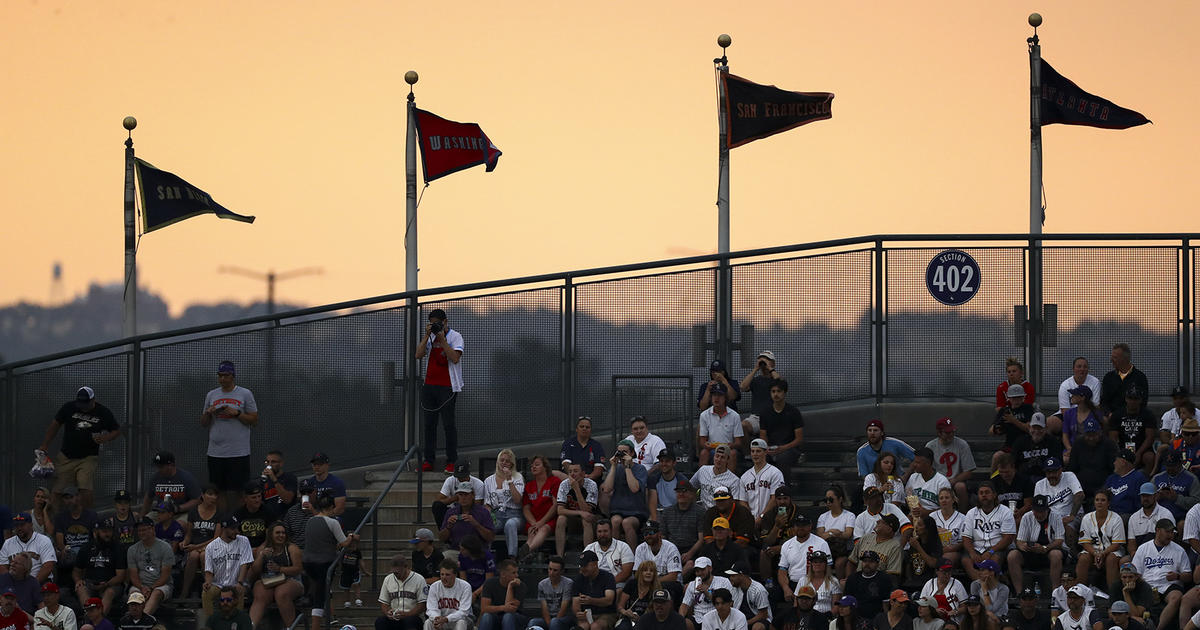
xmin=127 ymin=539 xmax=174 ymax=585
xmin=537 ymin=576 xmax=574 ymax=617
xmin=303 ymin=515 xmax=347 ymax=564
xmin=925 ymin=437 xmax=976 ymax=480
xmin=203 ymin=385 xmax=258 ymax=457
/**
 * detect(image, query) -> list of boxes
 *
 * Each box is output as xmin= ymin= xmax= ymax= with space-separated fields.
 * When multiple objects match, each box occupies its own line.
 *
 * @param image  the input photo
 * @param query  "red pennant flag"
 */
xmin=413 ymin=108 xmax=502 ymax=183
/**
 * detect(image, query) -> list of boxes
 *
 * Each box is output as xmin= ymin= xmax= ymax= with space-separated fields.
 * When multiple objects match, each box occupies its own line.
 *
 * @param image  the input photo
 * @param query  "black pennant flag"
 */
xmin=723 ymin=73 xmax=834 ymax=149
xmin=134 ymin=158 xmax=255 ymax=233
xmin=1039 ymin=59 xmax=1150 ymax=129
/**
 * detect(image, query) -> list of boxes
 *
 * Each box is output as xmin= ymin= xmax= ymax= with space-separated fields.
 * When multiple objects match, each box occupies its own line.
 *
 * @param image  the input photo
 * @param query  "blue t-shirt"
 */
xmin=856 ymin=438 xmax=916 ymax=477
xmin=561 ymin=438 xmax=606 ymax=475
xmin=648 ymin=471 xmax=689 ymax=509
xmin=608 ymin=463 xmax=649 ymax=518
xmin=458 ymin=550 xmax=495 ymax=591
xmin=311 ymin=473 xmax=347 ymax=499
xmin=1104 ymin=469 xmax=1148 ymax=515
xmin=1153 ymin=470 xmax=1198 ymax=519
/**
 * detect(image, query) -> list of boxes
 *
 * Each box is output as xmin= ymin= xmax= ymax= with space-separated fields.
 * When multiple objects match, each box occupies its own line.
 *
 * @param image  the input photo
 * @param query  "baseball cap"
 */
xmin=795 ymin=585 xmax=816 ymax=598
xmin=1140 ymin=481 xmax=1158 ymax=495
xmin=937 ymin=558 xmax=953 ymax=571
xmin=310 ymin=451 xmax=331 ymax=464
xmin=1117 ymin=449 xmax=1136 ymax=463
xmin=1030 ymin=412 xmax=1047 ymax=428
xmin=1173 ymin=385 xmax=1191 ymax=397
xmin=85 ymin=597 xmax=103 ymax=609
xmin=835 ymin=595 xmax=857 ymax=608
xmin=1125 ymin=387 xmax=1144 ymax=400
xmin=651 ymin=589 xmax=671 ymax=602
xmin=1120 ymin=562 xmax=1137 ymax=574
xmin=41 ymin=583 xmax=59 ymax=593
xmin=299 ymin=478 xmax=316 ymax=493
xmin=454 ymin=463 xmax=471 ymax=479
xmin=774 ymin=486 xmax=790 ymax=497
xmin=916 ymin=596 xmax=938 ymax=607
xmin=694 ymin=557 xmax=713 ymax=569
xmin=1110 ymin=600 xmax=1131 ymax=614
xmin=709 ymin=359 xmax=726 ymax=372
xmin=974 ymin=559 xmax=1000 ymax=573
xmin=866 ymin=419 xmax=884 ymax=431
xmin=749 ymin=438 xmax=768 ymax=450
xmin=76 ymin=386 xmax=96 ymax=403
xmin=114 ymin=489 xmax=132 ymax=502
xmin=1157 ymin=518 xmax=1176 ymax=531
xmin=657 ymin=447 xmax=677 ymax=461
xmin=94 ymin=517 xmax=115 ymax=531
xmin=809 ymin=550 xmax=829 ymax=563
xmin=59 ymin=485 xmax=78 ymax=496
xmin=889 ymin=590 xmax=909 ymax=602
xmin=1043 ymin=456 xmax=1062 ymax=471
xmin=10 ymin=512 xmax=31 ymax=524
xmin=792 ymin=513 xmax=811 ymax=526
xmin=1184 ymin=419 xmax=1200 ymax=433
xmin=455 ymin=481 xmax=474 ymax=494
xmin=935 ymin=417 xmax=955 ymax=432
xmin=127 ymin=591 xmax=146 ymax=604
xmin=1068 ymin=385 xmax=1093 ymax=398
xmin=757 ymin=350 xmax=775 ymax=361
xmin=0 ymin=588 xmax=14 ymax=599
xmin=709 ymin=383 xmax=727 ymax=396
xmin=1082 ymin=417 xmax=1102 ymax=433
xmin=863 ymin=486 xmax=882 ymax=498
xmin=642 ymin=521 xmax=661 ymax=536
xmin=1067 ymin=584 xmax=1089 ymax=598
xmin=711 ymin=517 xmax=730 ymax=530
xmin=219 ymin=514 xmax=240 ymax=528
xmin=965 ymin=594 xmax=982 ymax=605
xmin=859 ymin=550 xmax=880 ymax=562
xmin=1032 ymin=495 xmax=1049 ymax=510
xmin=409 ymin=528 xmax=436 ymax=543
xmin=723 ymin=562 xmax=750 ymax=576
xmin=579 ymin=550 xmax=599 ymax=565
xmin=675 ymin=479 xmax=695 ymax=492
xmin=218 ymin=360 xmax=236 ymax=374
xmin=152 ymin=451 xmax=175 ymax=466
xmin=137 ymin=516 xmax=155 ymax=527
xmin=1006 ymin=384 xmax=1027 ymax=398
xmin=1019 ymin=587 xmax=1037 ymax=599
xmin=878 ymin=514 xmax=900 ymax=531
xmin=712 ymin=486 xmax=732 ymax=500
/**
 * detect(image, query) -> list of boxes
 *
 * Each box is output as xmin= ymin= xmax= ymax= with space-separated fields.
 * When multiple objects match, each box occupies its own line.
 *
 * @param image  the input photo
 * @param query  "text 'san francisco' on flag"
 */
xmin=134 ymin=158 xmax=255 ymax=233
xmin=414 ymin=108 xmax=502 ymax=183
xmin=1039 ymin=59 xmax=1150 ymax=129
xmin=722 ymin=73 xmax=834 ymax=149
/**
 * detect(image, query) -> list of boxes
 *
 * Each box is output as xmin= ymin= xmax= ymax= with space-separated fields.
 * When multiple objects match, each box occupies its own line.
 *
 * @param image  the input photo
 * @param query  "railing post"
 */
xmin=1183 ymin=238 xmax=1193 ymax=390
xmin=562 ymin=276 xmax=575 ymax=434
xmin=407 ymin=299 xmax=423 ymax=521
xmin=717 ymin=256 xmax=733 ymax=370
xmin=874 ymin=241 xmax=886 ymax=404
xmin=127 ymin=341 xmax=144 ymax=498
xmin=1028 ymin=238 xmax=1044 ymax=396
xmin=2 ymin=368 xmax=13 ymax=505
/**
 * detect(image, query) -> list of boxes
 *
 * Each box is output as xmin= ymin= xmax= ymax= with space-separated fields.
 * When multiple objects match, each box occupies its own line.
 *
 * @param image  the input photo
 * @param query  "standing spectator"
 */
xmin=1111 ymin=388 xmax=1157 ymax=474
xmin=303 ymin=492 xmax=359 ymax=630
xmin=1008 ymin=495 xmax=1064 ymax=594
xmin=739 ymin=439 xmax=785 ymax=529
xmin=847 ymin=516 xmax=904 ymax=578
xmin=561 ymin=417 xmax=606 ymax=482
xmin=0 ymin=513 xmax=56 ymax=583
xmin=528 ymin=555 xmax=574 ymax=630
xmin=960 ymin=482 xmax=1016 ymax=581
xmin=856 ymin=420 xmax=915 ymax=478
xmin=777 ymin=516 xmax=832 ymax=598
xmin=376 ymin=553 xmax=427 ymax=630
xmin=432 ymin=464 xmax=485 ymax=531
xmin=603 ymin=441 xmax=649 ymax=544
xmin=637 ymin=589 xmax=686 ymax=630
xmin=815 ymin=485 xmax=856 ymax=579
xmin=0 ymin=590 xmax=31 ymax=630
xmin=440 ymin=482 xmax=495 ymax=550
xmin=700 ymin=360 xmax=741 ymax=413
xmin=484 ymin=449 xmax=525 ymax=559
xmin=905 ymin=448 xmax=952 ymax=513
xmin=992 ymin=384 xmax=1035 ymax=468
xmin=200 ymin=360 xmax=259 ymax=510
xmin=1100 ymin=343 xmax=1150 ymax=416
xmin=479 ymin=559 xmax=530 ymax=630
xmin=995 ymin=357 xmax=1036 ymax=411
xmin=633 ymin=522 xmax=682 ymax=603
xmin=1034 ymin=457 xmax=1084 ymax=548
xmin=757 ymin=379 xmax=805 ymax=475
xmin=51 ymin=485 xmax=97 ymax=584
xmin=930 ymin=488 xmax=964 ymax=570
xmin=626 ymin=417 xmax=668 ymax=472
xmin=555 ymin=463 xmax=599 ymax=556
xmin=1130 ymin=519 xmax=1189 ymax=627
xmin=283 ymin=479 xmax=316 ymax=549
xmin=126 ymin=517 xmax=172 ymax=616
xmin=841 ymin=551 xmax=894 ymax=621
xmin=739 ymin=351 xmax=781 ymax=422
xmin=249 ymin=523 xmax=304 ymax=628
xmin=109 ymin=489 xmax=136 ymax=553
xmin=647 ymin=448 xmax=687 ymax=514
xmin=261 ymin=449 xmax=298 ymax=510
xmin=141 ymin=451 xmax=201 ymax=518
xmin=1105 ymin=450 xmax=1148 ymax=518
xmin=519 ymin=455 xmax=560 ymax=559
xmin=34 ymin=582 xmax=76 ymax=630
xmin=73 ymin=518 xmax=127 ymax=615
xmin=697 ymin=385 xmax=743 ymax=467
xmin=1011 ymin=413 xmax=1062 ymax=478
xmin=416 ymin=308 xmax=465 ymax=473
xmin=1056 ymin=356 xmax=1102 ymax=418
xmin=234 ymin=481 xmax=279 ymax=550
xmin=572 ymin=551 xmax=618 ymax=630
xmin=79 ymin=597 xmax=112 ymax=630
xmin=679 ymin=558 xmax=733 ymax=630
xmin=1154 ymin=451 xmax=1200 ymax=522
xmin=181 ymin=484 xmax=221 ymax=597
xmin=691 ymin=447 xmax=744 ymax=511
xmin=118 ymin=591 xmax=159 ymax=630
xmin=699 ymin=588 xmax=746 ymax=630
xmin=1075 ymin=490 xmax=1126 ymax=594
xmin=425 ymin=559 xmax=474 ymax=630
xmin=872 ymin=590 xmax=913 ymax=630
xmin=0 ymin=554 xmax=40 ymax=614
xmin=1128 ymin=482 xmax=1174 ymax=551
xmin=36 ymin=386 xmax=121 ymax=511
xmin=410 ymin=529 xmax=444 ymax=585
xmin=660 ymin=481 xmax=705 ymax=574
xmin=584 ymin=522 xmax=634 ymax=587
xmin=208 ymin=585 xmax=255 ymax=630
xmin=926 ymin=417 xmax=976 ymax=510
xmin=307 ymin=451 xmax=347 ymax=516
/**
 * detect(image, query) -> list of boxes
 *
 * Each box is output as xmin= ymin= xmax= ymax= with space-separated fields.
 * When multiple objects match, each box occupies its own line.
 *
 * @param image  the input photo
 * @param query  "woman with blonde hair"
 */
xmin=616 ymin=561 xmax=661 ymax=630
xmin=484 ymin=448 xmax=525 ymax=558
xmin=796 ymin=550 xmax=840 ymax=615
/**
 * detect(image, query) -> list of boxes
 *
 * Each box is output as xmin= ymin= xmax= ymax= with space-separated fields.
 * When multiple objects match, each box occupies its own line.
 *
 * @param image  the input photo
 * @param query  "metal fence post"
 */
xmin=1183 ymin=238 xmax=1193 ymax=390
xmin=1028 ymin=238 xmax=1043 ymax=394
xmin=873 ymin=241 xmax=885 ymax=403
xmin=562 ymin=277 xmax=575 ymax=434
xmin=127 ymin=342 xmax=144 ymax=498
xmin=717 ymin=257 xmax=733 ymax=368
xmin=2 ymin=368 xmax=13 ymax=505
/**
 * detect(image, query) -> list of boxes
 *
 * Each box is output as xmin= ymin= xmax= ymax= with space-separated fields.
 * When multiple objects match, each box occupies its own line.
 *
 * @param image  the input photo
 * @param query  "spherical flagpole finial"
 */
xmin=404 ymin=70 xmax=419 ymax=85
xmin=122 ymin=116 xmax=137 ymax=131
xmin=717 ymin=34 xmax=732 ymax=48
xmin=1028 ymin=13 xmax=1042 ymax=28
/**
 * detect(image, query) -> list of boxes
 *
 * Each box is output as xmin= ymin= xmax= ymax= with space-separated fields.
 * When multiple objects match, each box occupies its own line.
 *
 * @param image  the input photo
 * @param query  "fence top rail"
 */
xmin=3 ymin=232 xmax=1198 ymax=371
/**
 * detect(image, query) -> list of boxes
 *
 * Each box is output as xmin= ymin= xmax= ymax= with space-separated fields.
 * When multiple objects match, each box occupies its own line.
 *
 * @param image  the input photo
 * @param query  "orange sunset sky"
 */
xmin=3 ymin=1 xmax=1198 ymax=316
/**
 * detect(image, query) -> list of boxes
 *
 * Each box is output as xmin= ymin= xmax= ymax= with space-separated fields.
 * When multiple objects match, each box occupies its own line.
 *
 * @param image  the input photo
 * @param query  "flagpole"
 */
xmin=122 ymin=116 xmax=138 ymax=339
xmin=1027 ymin=14 xmax=1044 ymax=394
xmin=404 ymin=70 xmax=419 ymax=457
xmin=715 ymin=34 xmax=731 ymax=255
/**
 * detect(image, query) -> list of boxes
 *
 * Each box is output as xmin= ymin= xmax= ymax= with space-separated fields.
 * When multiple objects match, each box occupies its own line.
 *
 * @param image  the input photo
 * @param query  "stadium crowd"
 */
xmin=3 ymin=308 xmax=1200 ymax=630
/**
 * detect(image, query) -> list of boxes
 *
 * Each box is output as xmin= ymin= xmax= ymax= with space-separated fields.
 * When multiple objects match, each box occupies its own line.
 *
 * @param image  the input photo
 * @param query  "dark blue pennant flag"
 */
xmin=1040 ymin=59 xmax=1150 ymax=129
xmin=134 ymin=158 xmax=255 ymax=233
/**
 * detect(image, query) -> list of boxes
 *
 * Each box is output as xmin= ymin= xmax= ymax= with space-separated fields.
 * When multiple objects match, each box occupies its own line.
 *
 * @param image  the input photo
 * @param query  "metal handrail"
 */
xmin=320 ymin=444 xmax=419 ymax=629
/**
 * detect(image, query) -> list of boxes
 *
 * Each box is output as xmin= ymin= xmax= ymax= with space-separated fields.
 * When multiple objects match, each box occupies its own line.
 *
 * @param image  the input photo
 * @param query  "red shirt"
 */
xmin=523 ymin=475 xmax=562 ymax=522
xmin=0 ymin=608 xmax=31 ymax=630
xmin=995 ymin=380 xmax=1035 ymax=408
xmin=425 ymin=345 xmax=452 ymax=387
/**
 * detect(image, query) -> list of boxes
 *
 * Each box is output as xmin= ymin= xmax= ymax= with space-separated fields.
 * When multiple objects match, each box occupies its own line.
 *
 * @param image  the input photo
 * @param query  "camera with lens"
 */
xmin=430 ymin=321 xmax=444 ymax=334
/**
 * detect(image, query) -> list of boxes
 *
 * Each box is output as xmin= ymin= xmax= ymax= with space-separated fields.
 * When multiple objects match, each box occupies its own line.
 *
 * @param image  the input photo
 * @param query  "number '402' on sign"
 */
xmin=925 ymin=249 xmax=981 ymax=306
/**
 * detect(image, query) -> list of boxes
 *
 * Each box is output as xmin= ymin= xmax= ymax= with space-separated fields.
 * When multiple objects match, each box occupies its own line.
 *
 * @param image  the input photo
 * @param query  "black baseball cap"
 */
xmin=859 ymin=550 xmax=880 ymax=562
xmin=1032 ymin=495 xmax=1049 ymax=510
xmin=94 ymin=517 xmax=115 ymax=531
xmin=1019 ymin=586 xmax=1037 ymax=599
xmin=642 ymin=521 xmax=661 ymax=535
xmin=651 ymin=589 xmax=671 ymax=602
xmin=454 ymin=463 xmax=471 ymax=479
xmin=1173 ymin=386 xmax=1191 ymax=397
xmin=792 ymin=514 xmax=811 ymax=526
xmin=219 ymin=514 xmax=240 ymax=528
xmin=579 ymin=550 xmax=599 ymax=565
xmin=152 ymin=451 xmax=175 ymax=466
xmin=657 ymin=447 xmax=677 ymax=461
xmin=310 ymin=452 xmax=330 ymax=464
xmin=114 ymin=489 xmax=132 ymax=503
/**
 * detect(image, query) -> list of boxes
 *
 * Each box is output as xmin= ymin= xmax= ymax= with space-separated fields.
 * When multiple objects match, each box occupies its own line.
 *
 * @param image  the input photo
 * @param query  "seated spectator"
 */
xmin=1056 ymin=357 xmax=1101 ymax=419
xmin=1129 ymin=482 xmax=1173 ymax=551
xmin=433 ymin=465 xmax=485 ymax=532
xmin=756 ymin=378 xmax=805 ymax=474
xmin=927 ymin=417 xmax=977 ymax=511
xmin=856 ymin=420 xmax=915 ymax=478
xmin=790 ymin=585 xmax=828 ymax=630
xmin=679 ymin=557 xmax=733 ymax=630
xmin=377 ymin=553 xmax=427 ymax=630
xmin=1007 ymin=587 xmax=1047 ymax=630
xmin=111 ymin=489 xmax=136 ymax=552
xmin=1109 ymin=563 xmax=1154 ymax=625
xmin=637 ymin=588 xmax=686 ymax=630
xmin=739 ymin=439 xmax=785 ymax=529
xmin=307 ymin=451 xmax=348 ymax=516
xmin=584 ymin=521 xmax=634 ymax=586
xmin=778 ymin=515 xmax=831 ymax=599
xmin=906 ymin=447 xmax=952 ymax=514
xmin=573 ymin=550 xmax=618 ymax=630
xmin=249 ymin=522 xmax=304 ymax=628
xmin=959 ymin=595 xmax=993 ymax=630
xmin=848 ymin=515 xmax=904 ymax=579
xmin=647 ymin=448 xmax=687 ymax=514
xmin=1011 ymin=413 xmax=1062 ymax=479
xmin=697 ymin=385 xmax=743 ymax=468
xmin=912 ymin=596 xmax=945 ymax=630
xmin=0 ymin=554 xmax=40 ymax=615
xmin=425 ymin=559 xmax=474 ymax=630
xmin=1160 ymin=386 xmax=1194 ymax=446
xmin=479 ymin=559 xmax=530 ymax=630
xmin=633 ymin=522 xmax=683 ymax=604
xmin=1008 ymin=495 xmax=1064 ymax=594
xmin=78 ymin=596 xmax=111 ymax=630
xmin=561 ymin=416 xmax=606 ymax=483
xmin=51 ymin=485 xmax=97 ymax=584
xmin=863 ymin=453 xmax=906 ymax=509
xmin=1077 ymin=489 xmax=1127 ymax=589
xmin=34 ymin=582 xmax=76 ymax=630
xmin=1130 ymin=519 xmax=1189 ymax=627
xmin=0 ymin=512 xmax=57 ymax=583
xmin=992 ymin=383 xmax=1036 ymax=469
xmin=484 ymin=448 xmax=525 ymax=559
xmin=796 ymin=551 xmax=840 ymax=616
xmin=1095 ymin=599 xmax=1147 ymax=630
xmin=1034 ymin=457 xmax=1084 ymax=548
xmin=968 ymin=559 xmax=1008 ymax=623
xmin=1159 ymin=400 xmax=1198 ymax=473
xmin=0 ymin=589 xmax=31 ymax=630
xmin=992 ymin=452 xmax=1034 ymax=524
xmin=699 ymin=587 xmax=745 ymax=630
xmin=701 ymin=488 xmax=754 ymax=547
xmin=762 ymin=489 xmax=803 ymax=580
xmin=902 ymin=514 xmax=943 ymax=591
xmin=1060 ymin=387 xmax=1101 ymax=465
xmin=200 ymin=515 xmax=253 ymax=629
xmin=457 ymin=534 xmax=495 ymax=599
xmin=119 ymin=591 xmax=158 ymax=630
xmin=692 ymin=448 xmax=744 ymax=511
xmin=127 ymin=516 xmax=173 ymax=616
xmin=1110 ymin=388 xmax=1157 ymax=474
xmin=697 ymin=519 xmax=746 ymax=577
xmin=841 ymin=551 xmax=894 ymax=621
xmin=283 ymin=478 xmax=315 ymax=549
xmin=261 ymin=449 xmax=299 ymax=510
xmin=1152 ymin=451 xmax=1200 ymax=522
xmin=234 ymin=481 xmax=278 ymax=551
xmin=440 ymin=481 xmax=495 ymax=551
xmin=930 ymin=487 xmax=965 ymax=570
xmin=816 ymin=484 xmax=854 ymax=578
xmin=555 ymin=463 xmax=599 ymax=557
xmin=873 ymin=590 xmax=913 ymax=630
xmin=410 ymin=529 xmax=444 ymax=585
xmin=1050 ymin=571 xmax=1094 ymax=618
xmin=626 ymin=416 xmax=668 ymax=472
xmin=1174 ymin=418 xmax=1200 ymax=474
xmin=660 ymin=481 xmax=705 ymax=575
xmin=152 ymin=497 xmax=185 ymax=562
xmin=960 ymin=482 xmax=1016 ymax=581
xmin=853 ymin=487 xmax=911 ymax=544
xmin=723 ymin=564 xmax=769 ymax=630
xmin=603 ymin=440 xmax=649 ymax=544
xmin=1068 ymin=418 xmax=1119 ymax=499
xmin=828 ymin=596 xmax=866 ymax=630
xmin=141 ymin=450 xmax=201 ymax=518
xmin=520 ymin=455 xmax=561 ymax=559
xmin=918 ymin=558 xmax=967 ymax=619
xmin=73 ymin=518 xmax=127 ymax=615
xmin=1105 ymin=450 xmax=1148 ymax=519
xmin=181 ymin=483 xmax=221 ymax=597
xmin=616 ymin=561 xmax=660 ymax=630
xmin=528 ymin=555 xmax=574 ymax=630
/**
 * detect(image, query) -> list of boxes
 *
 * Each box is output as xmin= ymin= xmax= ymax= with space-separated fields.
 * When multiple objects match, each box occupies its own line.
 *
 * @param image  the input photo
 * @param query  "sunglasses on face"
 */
xmin=219 ymin=597 xmax=234 ymax=602
xmin=824 ymin=497 xmax=835 ymax=503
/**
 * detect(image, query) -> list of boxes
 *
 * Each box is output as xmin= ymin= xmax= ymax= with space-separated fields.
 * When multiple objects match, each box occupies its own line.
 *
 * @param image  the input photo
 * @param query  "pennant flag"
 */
xmin=414 ymin=108 xmax=502 ymax=183
xmin=134 ymin=159 xmax=255 ymax=233
xmin=1039 ymin=59 xmax=1150 ymax=129
xmin=722 ymin=73 xmax=834 ymax=149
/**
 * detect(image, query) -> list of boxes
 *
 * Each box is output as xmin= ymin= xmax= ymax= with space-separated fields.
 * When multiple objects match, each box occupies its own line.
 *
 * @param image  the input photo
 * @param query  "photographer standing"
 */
xmin=416 ymin=309 xmax=465 ymax=473
xmin=739 ymin=352 xmax=781 ymax=441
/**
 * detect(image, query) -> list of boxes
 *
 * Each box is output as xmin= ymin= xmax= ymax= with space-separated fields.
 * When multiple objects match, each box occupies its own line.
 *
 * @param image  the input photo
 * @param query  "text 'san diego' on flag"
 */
xmin=414 ymin=108 xmax=502 ymax=183
xmin=722 ymin=73 xmax=834 ymax=149
xmin=134 ymin=158 xmax=255 ymax=233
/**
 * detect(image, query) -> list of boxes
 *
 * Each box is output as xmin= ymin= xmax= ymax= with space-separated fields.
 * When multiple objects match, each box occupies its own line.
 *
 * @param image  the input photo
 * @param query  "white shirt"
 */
xmin=919 ymin=577 xmax=967 ymax=613
xmin=741 ymin=579 xmax=772 ymax=622
xmin=482 ymin=473 xmax=525 ymax=512
xmin=701 ymin=608 xmax=748 ymax=630
xmin=1132 ymin=538 xmax=1191 ymax=593
xmin=1054 ymin=609 xmax=1093 ymax=630
xmin=424 ymin=328 xmax=465 ymax=392
xmin=633 ymin=540 xmax=682 ymax=577
xmin=853 ymin=503 xmax=910 ymax=541
xmin=0 ymin=532 xmax=57 ymax=576
xmin=683 ymin=576 xmax=735 ymax=622
xmin=1164 ymin=407 xmax=1188 ymax=437
xmin=905 ymin=472 xmax=952 ymax=512
xmin=1130 ymin=504 xmax=1176 ymax=544
xmin=1034 ymin=472 xmax=1084 ymax=520
xmin=555 ymin=478 xmax=599 ymax=507
xmin=1079 ymin=511 xmax=1126 ymax=555
xmin=625 ymin=433 xmax=667 ymax=472
xmin=378 ymin=570 xmax=428 ymax=613
xmin=1057 ymin=374 xmax=1102 ymax=410
xmin=699 ymin=408 xmax=744 ymax=446
xmin=204 ymin=534 xmax=254 ymax=587
xmin=1183 ymin=503 xmax=1200 ymax=544
xmin=583 ymin=539 xmax=634 ymax=578
xmin=1050 ymin=584 xmax=1095 ymax=611
xmin=863 ymin=473 xmax=905 ymax=504
xmin=796 ymin=575 xmax=840 ymax=614
xmin=961 ymin=504 xmax=1016 ymax=553
xmin=438 ymin=475 xmax=486 ymax=502
xmin=1016 ymin=511 xmax=1064 ymax=548
xmin=692 ymin=466 xmax=745 ymax=510
xmin=778 ymin=535 xmax=831 ymax=583
xmin=817 ymin=510 xmax=856 ymax=541
xmin=34 ymin=604 xmax=77 ymax=630
xmin=739 ymin=464 xmax=785 ymax=518
xmin=932 ymin=509 xmax=965 ymax=548
xmin=426 ymin=578 xmax=475 ymax=621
